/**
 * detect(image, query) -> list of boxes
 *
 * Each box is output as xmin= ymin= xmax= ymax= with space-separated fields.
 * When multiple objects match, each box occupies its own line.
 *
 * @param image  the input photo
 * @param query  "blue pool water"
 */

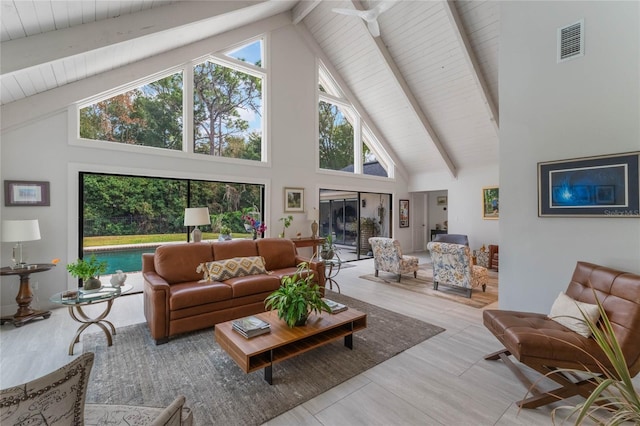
xmin=84 ymin=247 xmax=158 ymax=274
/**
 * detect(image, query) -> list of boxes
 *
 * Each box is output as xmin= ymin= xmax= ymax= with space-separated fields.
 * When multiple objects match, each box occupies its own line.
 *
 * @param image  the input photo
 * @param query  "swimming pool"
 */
xmin=84 ymin=247 xmax=158 ymax=274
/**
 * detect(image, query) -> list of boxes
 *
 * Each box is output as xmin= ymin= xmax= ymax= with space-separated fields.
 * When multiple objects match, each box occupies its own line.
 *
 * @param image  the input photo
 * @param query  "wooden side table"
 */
xmin=0 ymin=264 xmax=55 ymax=327
xmin=291 ymin=237 xmax=325 ymax=259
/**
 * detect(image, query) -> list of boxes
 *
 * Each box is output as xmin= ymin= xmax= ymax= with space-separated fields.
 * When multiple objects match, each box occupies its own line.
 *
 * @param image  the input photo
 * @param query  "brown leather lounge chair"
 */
xmin=483 ymin=261 xmax=640 ymax=409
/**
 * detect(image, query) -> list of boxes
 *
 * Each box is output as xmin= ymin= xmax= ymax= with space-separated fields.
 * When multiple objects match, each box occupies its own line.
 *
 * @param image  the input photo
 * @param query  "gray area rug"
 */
xmin=83 ymin=291 xmax=444 ymax=425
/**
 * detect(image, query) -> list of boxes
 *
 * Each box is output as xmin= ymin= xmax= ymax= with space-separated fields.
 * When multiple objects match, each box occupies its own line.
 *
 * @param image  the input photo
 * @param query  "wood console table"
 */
xmin=0 ymin=263 xmax=55 ymax=327
xmin=291 ymin=237 xmax=325 ymax=258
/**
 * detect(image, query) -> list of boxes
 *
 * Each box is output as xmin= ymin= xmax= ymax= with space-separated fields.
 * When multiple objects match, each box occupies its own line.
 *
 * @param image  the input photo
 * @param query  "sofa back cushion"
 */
xmin=213 ymin=239 xmax=258 ymax=261
xmin=154 ymin=243 xmax=213 ymax=284
xmin=256 ymin=238 xmax=297 ymax=271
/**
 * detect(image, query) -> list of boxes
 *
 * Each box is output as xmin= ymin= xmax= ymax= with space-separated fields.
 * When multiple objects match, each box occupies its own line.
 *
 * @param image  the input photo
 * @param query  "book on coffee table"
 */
xmin=232 ymin=316 xmax=271 ymax=338
xmin=323 ymin=298 xmax=347 ymax=314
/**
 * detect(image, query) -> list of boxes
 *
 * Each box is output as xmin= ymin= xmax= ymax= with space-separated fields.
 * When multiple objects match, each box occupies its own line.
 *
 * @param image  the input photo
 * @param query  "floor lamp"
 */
xmin=184 ymin=208 xmax=210 ymax=243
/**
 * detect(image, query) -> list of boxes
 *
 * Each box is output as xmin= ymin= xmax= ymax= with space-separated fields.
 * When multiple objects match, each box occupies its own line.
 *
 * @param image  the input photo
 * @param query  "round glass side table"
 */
xmin=50 ymin=284 xmax=132 ymax=355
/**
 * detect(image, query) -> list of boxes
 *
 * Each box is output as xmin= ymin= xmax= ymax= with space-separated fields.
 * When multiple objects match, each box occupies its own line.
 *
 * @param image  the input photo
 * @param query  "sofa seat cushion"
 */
xmin=199 ymin=256 xmax=268 ymax=282
xmin=169 ymin=281 xmax=233 ymax=310
xmin=225 ymin=274 xmax=282 ymax=298
xmin=155 ymin=243 xmax=213 ymax=284
xmin=483 ymin=309 xmax=609 ymax=370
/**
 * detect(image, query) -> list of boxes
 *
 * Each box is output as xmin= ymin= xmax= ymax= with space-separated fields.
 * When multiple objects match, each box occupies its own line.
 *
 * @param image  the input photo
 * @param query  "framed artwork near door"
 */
xmin=399 ymin=199 xmax=409 ymax=227
xmin=482 ymin=186 xmax=499 ymax=220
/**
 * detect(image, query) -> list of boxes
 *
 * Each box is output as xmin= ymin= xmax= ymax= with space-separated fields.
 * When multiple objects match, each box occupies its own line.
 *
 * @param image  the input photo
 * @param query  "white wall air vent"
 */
xmin=558 ymin=20 xmax=584 ymax=63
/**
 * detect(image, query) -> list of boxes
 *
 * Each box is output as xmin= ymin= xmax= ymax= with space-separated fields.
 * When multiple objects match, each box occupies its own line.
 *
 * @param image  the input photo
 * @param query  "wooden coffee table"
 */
xmin=215 ymin=308 xmax=367 ymax=384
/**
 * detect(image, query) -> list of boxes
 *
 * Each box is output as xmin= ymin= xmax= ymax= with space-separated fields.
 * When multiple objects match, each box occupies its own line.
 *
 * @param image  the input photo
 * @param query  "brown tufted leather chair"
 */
xmin=483 ymin=261 xmax=640 ymax=409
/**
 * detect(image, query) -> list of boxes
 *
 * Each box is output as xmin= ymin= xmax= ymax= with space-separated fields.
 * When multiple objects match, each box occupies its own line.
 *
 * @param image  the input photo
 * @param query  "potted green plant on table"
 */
xmin=320 ymin=235 xmax=337 ymax=260
xmin=279 ymin=215 xmax=293 ymax=238
xmin=66 ymin=255 xmax=108 ymax=291
xmin=264 ymin=262 xmax=332 ymax=327
xmin=219 ymin=225 xmax=232 ymax=241
xmin=551 ymin=297 xmax=640 ymax=425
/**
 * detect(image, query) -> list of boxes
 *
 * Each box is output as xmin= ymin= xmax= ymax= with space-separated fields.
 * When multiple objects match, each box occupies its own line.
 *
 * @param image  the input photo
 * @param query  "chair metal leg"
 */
xmin=413 ymin=271 xmax=417 ymax=278
xmin=397 ymin=274 xmax=401 ymax=282
xmin=374 ymin=270 xmax=379 ymax=277
xmin=433 ymin=281 xmax=438 ymax=290
xmin=482 ymin=284 xmax=486 ymax=292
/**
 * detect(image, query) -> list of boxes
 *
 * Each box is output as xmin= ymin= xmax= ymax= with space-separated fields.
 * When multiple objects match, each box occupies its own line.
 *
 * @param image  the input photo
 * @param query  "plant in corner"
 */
xmin=551 ymin=296 xmax=640 ymax=425
xmin=279 ymin=215 xmax=293 ymax=238
xmin=66 ymin=254 xmax=108 ymax=290
xmin=264 ymin=262 xmax=331 ymax=327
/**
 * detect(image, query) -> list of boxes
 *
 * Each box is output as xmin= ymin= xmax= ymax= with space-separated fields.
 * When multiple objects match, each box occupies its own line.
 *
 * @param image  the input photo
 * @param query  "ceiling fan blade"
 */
xmin=367 ymin=19 xmax=380 ymax=38
xmin=331 ymin=8 xmax=366 ymax=18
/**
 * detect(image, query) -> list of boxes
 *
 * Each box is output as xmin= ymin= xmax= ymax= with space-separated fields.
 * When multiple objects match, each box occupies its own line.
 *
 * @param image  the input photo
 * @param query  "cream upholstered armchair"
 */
xmin=427 ymin=241 xmax=488 ymax=298
xmin=369 ymin=237 xmax=419 ymax=282
xmin=0 ymin=352 xmax=193 ymax=426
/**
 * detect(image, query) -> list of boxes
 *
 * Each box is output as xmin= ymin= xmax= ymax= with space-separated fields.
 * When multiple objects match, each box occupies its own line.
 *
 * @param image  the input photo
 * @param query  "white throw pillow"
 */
xmin=549 ymin=291 xmax=601 ymax=338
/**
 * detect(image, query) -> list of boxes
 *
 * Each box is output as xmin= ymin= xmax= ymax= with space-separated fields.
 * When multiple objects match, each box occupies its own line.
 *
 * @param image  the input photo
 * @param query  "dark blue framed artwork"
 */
xmin=538 ymin=152 xmax=639 ymax=217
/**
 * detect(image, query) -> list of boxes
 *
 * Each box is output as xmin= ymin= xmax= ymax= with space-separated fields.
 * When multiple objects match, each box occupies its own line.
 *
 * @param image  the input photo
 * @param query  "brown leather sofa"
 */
xmin=142 ymin=238 xmax=326 ymax=344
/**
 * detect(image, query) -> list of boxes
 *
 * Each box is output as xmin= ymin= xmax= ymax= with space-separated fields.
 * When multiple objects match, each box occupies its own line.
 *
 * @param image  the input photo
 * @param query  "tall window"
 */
xmin=318 ymin=64 xmax=392 ymax=178
xmin=319 ymin=100 xmax=354 ymax=171
xmin=78 ymin=39 xmax=266 ymax=162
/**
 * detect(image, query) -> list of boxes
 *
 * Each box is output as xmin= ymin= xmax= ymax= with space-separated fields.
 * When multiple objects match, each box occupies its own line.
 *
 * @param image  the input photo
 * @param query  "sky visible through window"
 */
xmin=225 ymin=40 xmax=263 ymax=138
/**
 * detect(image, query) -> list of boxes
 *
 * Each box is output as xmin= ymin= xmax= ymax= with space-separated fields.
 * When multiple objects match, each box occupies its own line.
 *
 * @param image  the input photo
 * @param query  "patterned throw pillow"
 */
xmin=197 ymin=256 xmax=268 ymax=282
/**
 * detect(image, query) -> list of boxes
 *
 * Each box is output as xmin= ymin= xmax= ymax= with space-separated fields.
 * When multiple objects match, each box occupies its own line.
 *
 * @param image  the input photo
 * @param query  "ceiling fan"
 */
xmin=332 ymin=1 xmax=397 ymax=38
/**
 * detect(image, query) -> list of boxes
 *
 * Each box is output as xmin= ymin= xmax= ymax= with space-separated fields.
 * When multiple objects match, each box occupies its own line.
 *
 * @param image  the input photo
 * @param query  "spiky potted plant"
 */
xmin=551 ymin=296 xmax=640 ymax=425
xmin=264 ymin=262 xmax=331 ymax=327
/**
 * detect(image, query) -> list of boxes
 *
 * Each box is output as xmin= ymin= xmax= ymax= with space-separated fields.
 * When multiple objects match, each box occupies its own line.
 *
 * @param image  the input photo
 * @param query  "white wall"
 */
xmin=409 ymin=165 xmax=500 ymax=249
xmin=0 ymin=18 xmax=410 ymax=314
xmin=500 ymin=1 xmax=640 ymax=312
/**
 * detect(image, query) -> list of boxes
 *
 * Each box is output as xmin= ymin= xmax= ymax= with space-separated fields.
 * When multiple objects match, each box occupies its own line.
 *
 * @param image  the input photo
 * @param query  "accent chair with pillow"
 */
xmin=368 ymin=237 xmax=419 ymax=282
xmin=427 ymin=241 xmax=488 ymax=297
xmin=483 ymin=261 xmax=640 ymax=409
xmin=0 ymin=352 xmax=194 ymax=425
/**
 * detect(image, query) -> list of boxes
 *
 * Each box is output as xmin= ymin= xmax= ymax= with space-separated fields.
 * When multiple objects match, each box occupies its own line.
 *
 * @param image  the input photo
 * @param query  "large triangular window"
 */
xmin=77 ymin=37 xmax=266 ymax=163
xmin=318 ymin=63 xmax=392 ymax=178
xmin=79 ymin=72 xmax=184 ymax=150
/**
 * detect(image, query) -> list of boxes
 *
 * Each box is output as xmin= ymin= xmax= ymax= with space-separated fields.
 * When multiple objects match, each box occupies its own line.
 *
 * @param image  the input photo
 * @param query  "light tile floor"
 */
xmin=2 ymin=253 xmax=631 ymax=425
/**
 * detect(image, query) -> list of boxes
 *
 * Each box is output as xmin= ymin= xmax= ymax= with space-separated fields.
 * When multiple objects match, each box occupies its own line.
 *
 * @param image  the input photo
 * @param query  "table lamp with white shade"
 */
xmin=184 ymin=207 xmax=210 ymax=243
xmin=307 ymin=208 xmax=319 ymax=239
xmin=1 ymin=219 xmax=41 ymax=268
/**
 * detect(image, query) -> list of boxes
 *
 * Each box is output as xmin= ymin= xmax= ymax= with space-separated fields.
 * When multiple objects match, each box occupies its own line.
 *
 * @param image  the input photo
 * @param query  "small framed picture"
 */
xmin=482 ymin=186 xmax=499 ymax=220
xmin=437 ymin=196 xmax=447 ymax=206
xmin=284 ymin=187 xmax=304 ymax=212
xmin=399 ymin=199 xmax=409 ymax=228
xmin=4 ymin=180 xmax=50 ymax=206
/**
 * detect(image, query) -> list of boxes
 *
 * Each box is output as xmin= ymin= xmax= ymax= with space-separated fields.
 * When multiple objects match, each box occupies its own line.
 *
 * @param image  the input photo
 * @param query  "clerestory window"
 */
xmin=77 ymin=39 xmax=266 ymax=162
xmin=317 ymin=63 xmax=392 ymax=178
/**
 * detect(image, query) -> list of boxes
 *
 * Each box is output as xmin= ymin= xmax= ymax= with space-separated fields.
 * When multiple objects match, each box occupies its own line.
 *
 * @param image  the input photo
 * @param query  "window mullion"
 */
xmin=354 ymin=117 xmax=362 ymax=174
xmin=184 ymin=64 xmax=194 ymax=154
